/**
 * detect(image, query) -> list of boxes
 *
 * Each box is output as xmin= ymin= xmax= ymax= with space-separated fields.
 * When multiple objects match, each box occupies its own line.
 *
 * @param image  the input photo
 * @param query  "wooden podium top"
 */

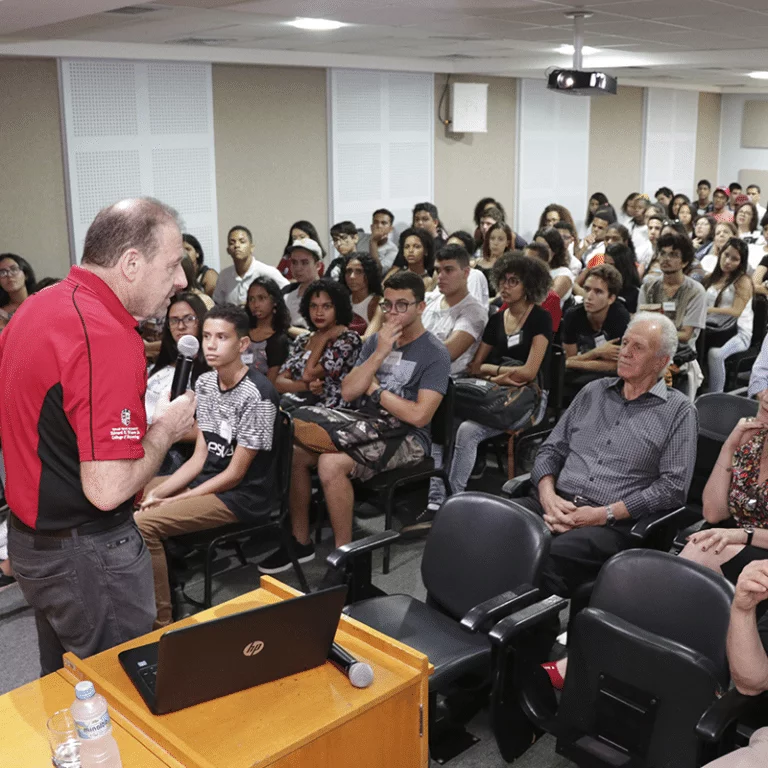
xmin=58 ymin=577 xmax=430 ymax=768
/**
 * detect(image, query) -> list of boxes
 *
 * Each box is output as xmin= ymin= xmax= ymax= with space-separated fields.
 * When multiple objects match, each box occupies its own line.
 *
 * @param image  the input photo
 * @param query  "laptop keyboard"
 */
xmin=137 ymin=662 xmax=158 ymax=694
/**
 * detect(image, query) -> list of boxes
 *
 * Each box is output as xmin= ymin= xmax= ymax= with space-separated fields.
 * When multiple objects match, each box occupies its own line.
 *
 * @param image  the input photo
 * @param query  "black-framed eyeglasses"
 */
xmin=168 ymin=314 xmax=197 ymax=327
xmin=380 ymin=299 xmax=418 ymax=314
xmin=0 ymin=266 xmax=21 ymax=279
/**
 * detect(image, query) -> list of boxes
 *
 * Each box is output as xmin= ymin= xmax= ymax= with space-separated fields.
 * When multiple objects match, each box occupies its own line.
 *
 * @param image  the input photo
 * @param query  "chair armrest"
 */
xmin=326 ymin=530 xmax=401 ymax=570
xmin=502 ymin=473 xmax=533 ymax=498
xmin=460 ymin=585 xmax=540 ymax=633
xmin=729 ymin=386 xmax=750 ymax=397
xmin=696 ymin=688 xmax=768 ymax=743
xmin=629 ymin=506 xmax=687 ymax=544
xmin=488 ymin=595 xmax=568 ymax=648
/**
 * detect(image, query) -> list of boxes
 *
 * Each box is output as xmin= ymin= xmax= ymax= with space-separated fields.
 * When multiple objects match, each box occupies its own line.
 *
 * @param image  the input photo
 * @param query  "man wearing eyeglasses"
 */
xmin=258 ymin=270 xmax=450 ymax=581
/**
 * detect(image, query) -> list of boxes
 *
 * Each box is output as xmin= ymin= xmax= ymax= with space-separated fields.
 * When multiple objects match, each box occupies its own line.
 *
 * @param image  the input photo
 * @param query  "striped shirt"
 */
xmin=531 ymin=377 xmax=698 ymax=519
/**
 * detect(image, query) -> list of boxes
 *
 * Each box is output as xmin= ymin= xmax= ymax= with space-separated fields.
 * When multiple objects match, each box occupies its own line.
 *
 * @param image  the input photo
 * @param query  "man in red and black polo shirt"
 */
xmin=0 ymin=198 xmax=197 ymax=675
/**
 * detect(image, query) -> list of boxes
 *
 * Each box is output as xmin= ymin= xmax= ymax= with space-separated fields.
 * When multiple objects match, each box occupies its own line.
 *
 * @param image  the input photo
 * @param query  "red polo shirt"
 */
xmin=0 ymin=266 xmax=148 ymax=530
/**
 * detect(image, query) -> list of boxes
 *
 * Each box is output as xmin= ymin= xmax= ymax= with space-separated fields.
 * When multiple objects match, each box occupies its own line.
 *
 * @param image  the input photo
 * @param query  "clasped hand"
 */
xmin=541 ymin=494 xmax=605 ymax=533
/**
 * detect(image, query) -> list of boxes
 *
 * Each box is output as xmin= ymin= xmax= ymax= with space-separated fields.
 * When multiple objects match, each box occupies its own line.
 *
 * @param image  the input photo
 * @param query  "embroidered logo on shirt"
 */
xmin=111 ymin=409 xmax=140 ymax=441
xmin=121 ymin=408 xmax=131 ymax=426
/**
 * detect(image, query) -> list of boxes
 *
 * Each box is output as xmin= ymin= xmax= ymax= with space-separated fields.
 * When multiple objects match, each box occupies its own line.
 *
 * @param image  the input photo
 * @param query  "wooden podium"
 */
xmin=54 ymin=577 xmax=431 ymax=768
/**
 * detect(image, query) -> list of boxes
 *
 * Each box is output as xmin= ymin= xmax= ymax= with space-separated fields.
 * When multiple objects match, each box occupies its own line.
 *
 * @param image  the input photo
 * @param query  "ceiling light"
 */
xmin=287 ymin=18 xmax=347 ymax=31
xmin=557 ymin=44 xmax=598 ymax=56
xmin=747 ymin=71 xmax=768 ymax=80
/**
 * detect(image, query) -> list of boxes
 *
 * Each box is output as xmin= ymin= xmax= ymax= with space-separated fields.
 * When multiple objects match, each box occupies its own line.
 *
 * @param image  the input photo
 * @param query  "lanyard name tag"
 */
xmin=593 ymin=334 xmax=607 ymax=348
xmin=663 ymin=301 xmax=676 ymax=313
xmin=507 ymin=333 xmax=521 ymax=348
xmin=241 ymin=352 xmax=254 ymax=365
xmin=386 ymin=351 xmax=403 ymax=366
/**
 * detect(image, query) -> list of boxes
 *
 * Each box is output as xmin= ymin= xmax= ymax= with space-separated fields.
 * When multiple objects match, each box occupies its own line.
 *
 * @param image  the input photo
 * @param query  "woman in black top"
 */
xmin=182 ymin=233 xmax=218 ymax=298
xmin=604 ymin=243 xmax=641 ymax=314
xmin=245 ymin=276 xmax=291 ymax=383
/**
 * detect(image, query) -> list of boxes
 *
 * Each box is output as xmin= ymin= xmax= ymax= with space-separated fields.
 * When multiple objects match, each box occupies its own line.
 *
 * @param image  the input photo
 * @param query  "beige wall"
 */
xmin=0 ymin=58 xmax=70 ymax=279
xmin=695 ymin=92 xmax=721 ymax=187
xmin=434 ymin=74 xmax=517 ymax=234
xmin=212 ymin=64 xmax=328 ymax=268
xmin=587 ymin=85 xmax=644 ymax=207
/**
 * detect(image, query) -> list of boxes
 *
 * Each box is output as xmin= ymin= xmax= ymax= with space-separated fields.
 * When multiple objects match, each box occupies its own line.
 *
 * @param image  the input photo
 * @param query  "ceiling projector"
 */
xmin=547 ymin=69 xmax=617 ymax=96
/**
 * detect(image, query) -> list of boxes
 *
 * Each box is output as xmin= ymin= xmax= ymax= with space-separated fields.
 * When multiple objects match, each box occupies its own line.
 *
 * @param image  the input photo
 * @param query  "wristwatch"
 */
xmin=604 ymin=504 xmax=615 ymax=526
xmin=745 ymin=526 xmax=755 ymax=546
xmin=370 ymin=387 xmax=383 ymax=406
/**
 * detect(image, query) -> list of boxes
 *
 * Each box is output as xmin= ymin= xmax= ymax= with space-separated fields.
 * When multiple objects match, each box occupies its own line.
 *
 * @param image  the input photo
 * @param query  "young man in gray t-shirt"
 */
xmin=259 ymin=271 xmax=450 ymax=579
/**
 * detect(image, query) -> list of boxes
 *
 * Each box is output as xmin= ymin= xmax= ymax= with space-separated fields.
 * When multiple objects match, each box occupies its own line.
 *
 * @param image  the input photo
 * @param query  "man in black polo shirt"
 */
xmin=0 ymin=198 xmax=197 ymax=674
xmin=562 ymin=264 xmax=630 ymax=400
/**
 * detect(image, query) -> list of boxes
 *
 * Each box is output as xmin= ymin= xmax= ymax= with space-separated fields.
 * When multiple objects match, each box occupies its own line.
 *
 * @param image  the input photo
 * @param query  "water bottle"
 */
xmin=70 ymin=681 xmax=123 ymax=768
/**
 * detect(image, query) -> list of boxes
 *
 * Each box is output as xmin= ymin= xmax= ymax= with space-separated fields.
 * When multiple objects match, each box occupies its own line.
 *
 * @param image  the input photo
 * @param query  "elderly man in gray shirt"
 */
xmin=514 ymin=311 xmax=698 ymax=597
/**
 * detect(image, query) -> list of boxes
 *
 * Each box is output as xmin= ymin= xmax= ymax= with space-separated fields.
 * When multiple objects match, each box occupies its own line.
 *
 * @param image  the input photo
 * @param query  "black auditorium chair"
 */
xmin=316 ymin=380 xmax=455 ymax=575
xmin=325 ymin=491 xmax=551 ymax=764
xmin=671 ymin=392 xmax=759 ymax=551
xmin=725 ymin=295 xmax=768 ymax=391
xmin=166 ymin=410 xmax=309 ymax=612
xmin=489 ymin=550 xmax=738 ymax=767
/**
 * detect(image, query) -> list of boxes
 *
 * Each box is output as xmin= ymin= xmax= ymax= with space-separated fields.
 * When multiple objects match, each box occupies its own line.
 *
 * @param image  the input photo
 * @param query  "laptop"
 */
xmin=118 ymin=585 xmax=347 ymax=714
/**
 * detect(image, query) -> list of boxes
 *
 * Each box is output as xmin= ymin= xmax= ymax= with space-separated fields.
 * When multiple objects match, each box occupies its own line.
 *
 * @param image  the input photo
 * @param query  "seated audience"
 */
xmin=693 ymin=214 xmax=716 ymax=261
xmin=342 ymin=253 xmax=384 ymax=338
xmin=699 ymin=562 xmax=768 ymax=767
xmin=730 ymin=182 xmax=744 ymax=210
xmin=282 ymin=238 xmax=323 ymax=332
xmin=0 ymin=253 xmax=35 ymax=331
xmin=701 ymin=221 xmax=739 ymax=274
xmin=145 ymin=292 xmax=209 ymax=424
xmin=585 ymin=192 xmax=610 ymax=233
xmin=276 ymin=220 xmax=325 ymax=279
xmin=640 ymin=213 xmax=665 ymax=282
xmin=421 ymin=254 xmax=552 ymax=524
xmin=446 ymin=230 xmax=490 ymax=306
xmin=554 ymin=220 xmax=583 ymax=277
xmin=244 ymin=276 xmax=291 ymax=383
xmin=735 ymin=200 xmax=761 ymax=244
xmin=627 ymin=195 xmax=652 ymax=259
xmin=712 ymin=186 xmax=735 ymax=224
xmin=539 ymin=203 xmax=576 ymax=232
xmin=475 ymin=221 xmax=514 ymax=297
xmin=214 ymin=225 xmax=288 ymax=306
xmin=472 ymin=197 xmax=506 ymax=249
xmin=135 ymin=306 xmax=280 ymax=627
xmin=562 ymin=265 xmax=630 ymax=398
xmin=275 ymin=278 xmax=361 ymax=408
xmin=662 ymin=220 xmax=707 ymax=283
xmin=386 ymin=227 xmax=437 ymax=292
xmin=259 ymin=270 xmax=450 ymax=572
xmin=747 ymin=183 xmax=767 ymax=222
xmin=681 ymin=390 xmax=768 ymax=581
xmin=328 ymin=220 xmax=360 ymax=281
xmin=180 ymin=255 xmax=214 ymax=310
xmin=356 ymin=208 xmax=398 ymax=273
xmin=669 ymin=193 xmax=690 ymax=220
xmin=751 ymin=218 xmax=768 ymax=296
xmin=703 ymin=238 xmax=754 ymax=392
xmin=638 ymin=232 xmax=707 ymax=354
xmin=413 ymin=202 xmax=446 ymax=251
xmin=696 ymin=179 xmax=713 ymax=215
xmin=514 ymin=312 xmax=697 ymax=598
xmin=475 ymin=205 xmax=504 ymax=253
xmin=655 ymin=186 xmax=674 ymax=209
xmin=183 ymin=233 xmax=217 ymax=297
xmin=604 ymin=242 xmax=641 ymax=313
xmin=525 ymin=234 xmax=573 ymax=308
xmin=576 ymin=205 xmax=614 ymax=268
xmin=618 ymin=191 xmax=640 ymax=227
xmin=676 ymin=201 xmax=695 ymax=238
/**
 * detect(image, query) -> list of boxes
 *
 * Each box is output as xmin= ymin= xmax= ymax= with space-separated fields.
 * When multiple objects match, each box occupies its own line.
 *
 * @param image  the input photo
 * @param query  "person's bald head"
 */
xmin=617 ymin=312 xmax=678 ymax=383
xmin=81 ymin=197 xmax=182 ymax=268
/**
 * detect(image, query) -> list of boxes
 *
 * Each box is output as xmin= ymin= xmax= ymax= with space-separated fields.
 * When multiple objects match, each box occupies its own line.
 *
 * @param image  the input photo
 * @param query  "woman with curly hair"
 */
xmin=538 ymin=203 xmax=576 ymax=232
xmin=342 ymin=253 xmax=384 ymax=339
xmin=244 ymin=276 xmax=291 ymax=383
xmin=385 ymin=227 xmax=437 ymax=292
xmin=429 ymin=253 xmax=552 ymax=509
xmin=275 ymin=278 xmax=361 ymax=408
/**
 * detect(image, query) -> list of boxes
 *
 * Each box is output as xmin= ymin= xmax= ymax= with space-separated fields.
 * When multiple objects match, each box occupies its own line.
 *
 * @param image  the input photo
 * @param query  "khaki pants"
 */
xmin=134 ymin=478 xmax=237 ymax=628
xmin=704 ymin=728 xmax=768 ymax=768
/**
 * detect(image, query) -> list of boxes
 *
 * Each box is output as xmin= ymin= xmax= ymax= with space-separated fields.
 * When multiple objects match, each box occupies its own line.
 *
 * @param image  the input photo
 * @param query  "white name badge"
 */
xmin=663 ymin=301 xmax=676 ymax=313
xmin=385 ymin=350 xmax=403 ymax=366
xmin=507 ymin=333 xmax=521 ymax=348
xmin=241 ymin=353 xmax=254 ymax=365
xmin=220 ymin=421 xmax=232 ymax=443
xmin=593 ymin=334 xmax=607 ymax=348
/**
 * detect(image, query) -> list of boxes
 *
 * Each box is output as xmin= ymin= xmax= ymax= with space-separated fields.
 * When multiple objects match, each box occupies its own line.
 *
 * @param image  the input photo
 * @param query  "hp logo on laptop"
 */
xmin=243 ymin=640 xmax=265 ymax=657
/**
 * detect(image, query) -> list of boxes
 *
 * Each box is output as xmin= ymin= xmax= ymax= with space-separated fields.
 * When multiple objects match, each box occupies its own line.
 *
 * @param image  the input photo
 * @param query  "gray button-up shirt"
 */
xmin=531 ymin=377 xmax=698 ymax=518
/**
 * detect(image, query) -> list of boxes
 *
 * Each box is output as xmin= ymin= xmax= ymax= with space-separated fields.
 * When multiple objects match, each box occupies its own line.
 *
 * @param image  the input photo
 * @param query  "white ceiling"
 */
xmin=2 ymin=0 xmax=768 ymax=91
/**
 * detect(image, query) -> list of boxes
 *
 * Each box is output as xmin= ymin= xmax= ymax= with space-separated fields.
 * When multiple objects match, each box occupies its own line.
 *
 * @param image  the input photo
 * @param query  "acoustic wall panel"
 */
xmin=329 ymin=69 xmax=434 ymax=249
xmin=60 ymin=59 xmax=220 ymax=269
xmin=642 ymin=88 xmax=698 ymax=199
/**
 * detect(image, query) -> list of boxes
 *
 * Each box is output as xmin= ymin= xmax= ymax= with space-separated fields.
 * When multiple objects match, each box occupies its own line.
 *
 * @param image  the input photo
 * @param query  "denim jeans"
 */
xmin=9 ymin=518 xmax=155 ymax=675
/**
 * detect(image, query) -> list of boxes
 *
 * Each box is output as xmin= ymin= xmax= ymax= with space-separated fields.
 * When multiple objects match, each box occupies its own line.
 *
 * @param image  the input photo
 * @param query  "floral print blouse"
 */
xmin=730 ymin=429 xmax=768 ymax=528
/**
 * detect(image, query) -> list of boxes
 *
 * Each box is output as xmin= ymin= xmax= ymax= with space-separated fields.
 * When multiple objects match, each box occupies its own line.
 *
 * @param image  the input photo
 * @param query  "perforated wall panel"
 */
xmin=329 ymin=69 xmax=434 ymax=257
xmin=60 ymin=59 xmax=220 ymax=270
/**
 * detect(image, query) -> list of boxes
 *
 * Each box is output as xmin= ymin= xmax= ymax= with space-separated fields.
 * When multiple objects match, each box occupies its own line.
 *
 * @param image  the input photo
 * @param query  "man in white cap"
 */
xmin=282 ymin=238 xmax=324 ymax=333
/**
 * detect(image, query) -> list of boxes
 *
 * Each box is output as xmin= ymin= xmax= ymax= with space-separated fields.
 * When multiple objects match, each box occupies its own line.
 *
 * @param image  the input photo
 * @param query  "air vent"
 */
xmin=169 ymin=37 xmax=237 ymax=45
xmin=106 ymin=5 xmax=159 ymax=14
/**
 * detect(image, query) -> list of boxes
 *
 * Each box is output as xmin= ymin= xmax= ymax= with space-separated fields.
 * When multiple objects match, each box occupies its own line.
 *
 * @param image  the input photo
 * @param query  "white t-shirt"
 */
xmin=467 ymin=267 xmax=489 ymax=309
xmin=550 ymin=266 xmax=574 ymax=308
xmin=421 ymin=291 xmax=487 ymax=374
xmin=213 ymin=258 xmax=289 ymax=306
xmin=284 ymin=286 xmax=307 ymax=328
xmin=635 ymin=239 xmax=654 ymax=269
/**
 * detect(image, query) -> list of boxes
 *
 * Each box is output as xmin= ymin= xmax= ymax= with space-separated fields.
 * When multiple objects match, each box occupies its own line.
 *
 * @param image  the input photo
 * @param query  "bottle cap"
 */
xmin=74 ymin=681 xmax=96 ymax=700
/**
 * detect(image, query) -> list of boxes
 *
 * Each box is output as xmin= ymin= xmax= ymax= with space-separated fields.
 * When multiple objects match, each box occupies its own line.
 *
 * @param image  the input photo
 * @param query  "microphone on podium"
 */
xmin=328 ymin=642 xmax=374 ymax=688
xmin=170 ymin=335 xmax=200 ymax=401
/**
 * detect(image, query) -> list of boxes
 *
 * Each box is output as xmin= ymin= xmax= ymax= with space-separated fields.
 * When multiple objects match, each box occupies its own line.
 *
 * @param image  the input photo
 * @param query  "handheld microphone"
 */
xmin=328 ymin=642 xmax=374 ymax=688
xmin=170 ymin=335 xmax=200 ymax=401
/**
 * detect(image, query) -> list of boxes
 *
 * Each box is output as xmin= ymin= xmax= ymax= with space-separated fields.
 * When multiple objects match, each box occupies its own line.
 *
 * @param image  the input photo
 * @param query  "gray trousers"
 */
xmin=9 ymin=518 xmax=155 ymax=676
